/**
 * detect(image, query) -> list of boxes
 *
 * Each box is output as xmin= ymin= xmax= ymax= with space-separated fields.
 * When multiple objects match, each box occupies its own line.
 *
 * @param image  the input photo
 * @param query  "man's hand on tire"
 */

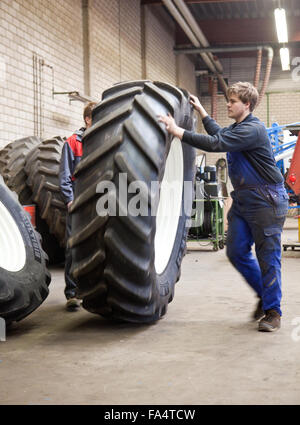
xmin=158 ymin=113 xmax=184 ymax=140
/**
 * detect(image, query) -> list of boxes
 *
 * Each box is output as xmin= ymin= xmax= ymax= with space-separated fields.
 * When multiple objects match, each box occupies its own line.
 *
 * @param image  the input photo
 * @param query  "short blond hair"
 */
xmin=227 ymin=82 xmax=258 ymax=112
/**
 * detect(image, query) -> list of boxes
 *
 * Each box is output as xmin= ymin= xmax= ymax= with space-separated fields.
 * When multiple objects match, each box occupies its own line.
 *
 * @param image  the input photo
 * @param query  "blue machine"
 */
xmin=266 ymin=121 xmax=300 ymax=176
xmin=267 ymin=121 xmax=300 ymax=249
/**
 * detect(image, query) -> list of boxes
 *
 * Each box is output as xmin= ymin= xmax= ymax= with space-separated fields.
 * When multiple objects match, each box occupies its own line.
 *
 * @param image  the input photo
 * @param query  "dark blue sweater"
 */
xmin=182 ymin=113 xmax=283 ymax=185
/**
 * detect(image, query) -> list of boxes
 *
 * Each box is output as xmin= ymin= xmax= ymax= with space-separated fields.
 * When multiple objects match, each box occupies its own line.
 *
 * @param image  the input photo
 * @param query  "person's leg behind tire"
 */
xmin=64 ymin=212 xmax=80 ymax=310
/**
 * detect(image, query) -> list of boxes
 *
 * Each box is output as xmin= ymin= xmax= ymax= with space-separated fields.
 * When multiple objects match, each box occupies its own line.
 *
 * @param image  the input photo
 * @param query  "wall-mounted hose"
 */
xmin=211 ymin=77 xmax=218 ymax=120
xmin=257 ymin=47 xmax=274 ymax=107
xmin=253 ymin=48 xmax=262 ymax=88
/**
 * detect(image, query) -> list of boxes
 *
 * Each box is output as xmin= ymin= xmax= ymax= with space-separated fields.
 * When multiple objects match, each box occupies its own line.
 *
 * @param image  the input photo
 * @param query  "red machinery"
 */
xmin=284 ymin=132 xmax=300 ymax=250
xmin=286 ymin=132 xmax=300 ymax=197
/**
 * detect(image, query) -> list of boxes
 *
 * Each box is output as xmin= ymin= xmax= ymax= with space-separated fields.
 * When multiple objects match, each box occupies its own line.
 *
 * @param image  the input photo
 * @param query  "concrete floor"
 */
xmin=1 ymin=217 xmax=300 ymax=405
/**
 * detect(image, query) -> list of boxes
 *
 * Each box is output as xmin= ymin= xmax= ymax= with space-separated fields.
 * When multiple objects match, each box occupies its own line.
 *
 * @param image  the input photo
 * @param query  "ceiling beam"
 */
xmin=176 ymin=17 xmax=300 ymax=45
xmin=141 ymin=0 xmax=256 ymax=4
xmin=174 ymin=41 xmax=300 ymax=54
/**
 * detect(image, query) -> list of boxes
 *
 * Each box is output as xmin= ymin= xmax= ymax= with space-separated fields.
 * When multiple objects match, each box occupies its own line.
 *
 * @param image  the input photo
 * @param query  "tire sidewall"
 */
xmin=0 ymin=184 xmax=46 ymax=289
xmin=155 ymin=100 xmax=196 ymax=298
xmin=156 ymin=141 xmax=195 ymax=291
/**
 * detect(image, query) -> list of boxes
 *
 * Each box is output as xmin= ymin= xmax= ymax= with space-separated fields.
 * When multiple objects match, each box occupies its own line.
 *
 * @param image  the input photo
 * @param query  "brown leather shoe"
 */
xmin=253 ymin=298 xmax=265 ymax=321
xmin=258 ymin=309 xmax=281 ymax=332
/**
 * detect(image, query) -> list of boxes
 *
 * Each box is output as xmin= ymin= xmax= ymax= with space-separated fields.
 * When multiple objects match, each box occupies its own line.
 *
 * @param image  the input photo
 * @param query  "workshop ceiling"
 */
xmin=142 ymin=0 xmax=300 ymax=60
xmin=187 ymin=0 xmax=300 ymax=20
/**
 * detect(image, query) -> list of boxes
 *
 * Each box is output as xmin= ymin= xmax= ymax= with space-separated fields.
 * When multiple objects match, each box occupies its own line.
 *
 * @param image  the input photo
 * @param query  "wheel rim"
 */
xmin=154 ymin=138 xmax=184 ymax=275
xmin=0 ymin=200 xmax=26 ymax=272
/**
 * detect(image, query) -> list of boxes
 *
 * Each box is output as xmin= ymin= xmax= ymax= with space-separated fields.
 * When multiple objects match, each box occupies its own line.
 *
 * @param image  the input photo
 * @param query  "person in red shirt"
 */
xmin=59 ymin=102 xmax=96 ymax=310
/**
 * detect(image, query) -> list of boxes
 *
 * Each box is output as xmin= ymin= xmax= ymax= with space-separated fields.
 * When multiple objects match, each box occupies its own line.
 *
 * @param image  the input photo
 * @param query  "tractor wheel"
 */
xmin=25 ymin=137 xmax=67 ymax=246
xmin=69 ymin=80 xmax=196 ymax=323
xmin=0 ymin=177 xmax=51 ymax=324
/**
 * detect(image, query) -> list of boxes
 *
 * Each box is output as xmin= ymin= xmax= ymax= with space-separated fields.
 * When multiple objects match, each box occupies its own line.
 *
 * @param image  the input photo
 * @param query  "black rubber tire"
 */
xmin=0 ymin=137 xmax=64 ymax=264
xmin=0 ymin=136 xmax=41 ymax=205
xmin=201 ymin=202 xmax=214 ymax=237
xmin=0 ymin=177 xmax=51 ymax=325
xmin=69 ymin=80 xmax=196 ymax=323
xmin=25 ymin=136 xmax=67 ymax=246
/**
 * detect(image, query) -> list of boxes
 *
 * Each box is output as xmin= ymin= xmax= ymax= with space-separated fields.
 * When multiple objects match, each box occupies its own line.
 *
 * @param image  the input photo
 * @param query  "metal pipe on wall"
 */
xmin=211 ymin=76 xmax=218 ymax=120
xmin=32 ymin=53 xmax=38 ymax=137
xmin=82 ymin=0 xmax=91 ymax=96
xmin=172 ymin=0 xmax=228 ymax=98
xmin=161 ymin=0 xmax=217 ymax=74
xmin=162 ymin=0 xmax=228 ymax=98
xmin=172 ymin=0 xmax=223 ymax=74
xmin=32 ymin=52 xmax=44 ymax=138
xmin=257 ymin=47 xmax=273 ymax=107
xmin=39 ymin=59 xmax=43 ymax=138
xmin=175 ymin=45 xmax=273 ymax=54
xmin=175 ymin=44 xmax=274 ymax=106
xmin=253 ymin=48 xmax=262 ymax=88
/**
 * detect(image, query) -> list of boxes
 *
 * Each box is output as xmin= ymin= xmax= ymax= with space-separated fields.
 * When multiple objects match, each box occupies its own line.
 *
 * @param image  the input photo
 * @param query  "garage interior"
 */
xmin=1 ymin=0 xmax=300 ymax=406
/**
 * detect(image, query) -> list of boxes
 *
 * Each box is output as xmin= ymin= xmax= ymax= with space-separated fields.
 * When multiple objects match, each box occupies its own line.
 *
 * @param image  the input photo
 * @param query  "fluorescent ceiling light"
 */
xmin=274 ymin=8 xmax=288 ymax=43
xmin=280 ymin=47 xmax=290 ymax=71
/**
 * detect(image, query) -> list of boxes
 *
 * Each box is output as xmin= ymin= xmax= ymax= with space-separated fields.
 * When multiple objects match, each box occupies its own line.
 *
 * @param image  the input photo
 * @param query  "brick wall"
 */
xmin=2 ymin=1 xmax=297 ymax=156
xmin=0 ymin=0 xmax=85 ymax=147
xmin=143 ymin=5 xmax=176 ymax=85
xmin=176 ymin=54 xmax=197 ymax=94
xmin=89 ymin=0 xmax=142 ymax=98
xmin=198 ymin=55 xmax=300 ymax=170
xmin=268 ymin=92 xmax=300 ymax=125
xmin=89 ymin=0 xmax=121 ymax=98
xmin=0 ymin=0 xmax=196 ymax=149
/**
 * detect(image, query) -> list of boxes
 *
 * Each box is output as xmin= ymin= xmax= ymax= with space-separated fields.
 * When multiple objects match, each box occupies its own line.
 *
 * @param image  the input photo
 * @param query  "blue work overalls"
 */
xmin=182 ymin=113 xmax=289 ymax=315
xmin=226 ymin=151 xmax=289 ymax=315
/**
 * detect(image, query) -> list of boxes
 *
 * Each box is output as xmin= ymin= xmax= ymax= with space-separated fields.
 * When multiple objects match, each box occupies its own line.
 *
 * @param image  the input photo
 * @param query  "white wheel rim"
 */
xmin=0 ymin=200 xmax=26 ymax=272
xmin=154 ymin=138 xmax=184 ymax=275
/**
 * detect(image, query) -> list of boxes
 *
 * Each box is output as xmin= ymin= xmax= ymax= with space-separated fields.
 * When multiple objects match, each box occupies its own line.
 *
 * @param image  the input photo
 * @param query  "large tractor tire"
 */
xmin=25 ymin=136 xmax=67 ymax=246
xmin=0 ymin=137 xmax=64 ymax=264
xmin=69 ymin=80 xmax=196 ymax=323
xmin=0 ymin=136 xmax=40 ymax=205
xmin=0 ymin=177 xmax=51 ymax=325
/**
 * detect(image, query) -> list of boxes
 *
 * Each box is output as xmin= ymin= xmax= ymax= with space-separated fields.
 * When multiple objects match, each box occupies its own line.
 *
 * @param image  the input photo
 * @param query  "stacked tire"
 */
xmin=0 ymin=80 xmax=196 ymax=325
xmin=0 ymin=136 xmax=41 ymax=204
xmin=25 ymin=136 xmax=67 ymax=247
xmin=69 ymin=80 xmax=196 ymax=323
xmin=0 ymin=136 xmax=66 ymax=264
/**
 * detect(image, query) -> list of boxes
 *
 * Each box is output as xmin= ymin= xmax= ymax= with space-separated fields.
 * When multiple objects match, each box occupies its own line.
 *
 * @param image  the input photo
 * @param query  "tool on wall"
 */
xmin=32 ymin=52 xmax=94 ymax=139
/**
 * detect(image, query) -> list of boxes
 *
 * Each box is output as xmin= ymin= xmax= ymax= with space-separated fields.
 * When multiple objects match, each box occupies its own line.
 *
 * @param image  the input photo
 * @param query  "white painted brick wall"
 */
xmin=0 ymin=0 xmax=84 ymax=147
xmin=89 ymin=0 xmax=142 ymax=98
xmin=2 ymin=1 xmax=297 ymax=156
xmin=176 ymin=54 xmax=196 ymax=94
xmin=144 ymin=5 xmax=176 ymax=85
xmin=198 ymin=54 xmax=300 ymax=168
xmin=1 ymin=1 xmax=196 ymax=149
